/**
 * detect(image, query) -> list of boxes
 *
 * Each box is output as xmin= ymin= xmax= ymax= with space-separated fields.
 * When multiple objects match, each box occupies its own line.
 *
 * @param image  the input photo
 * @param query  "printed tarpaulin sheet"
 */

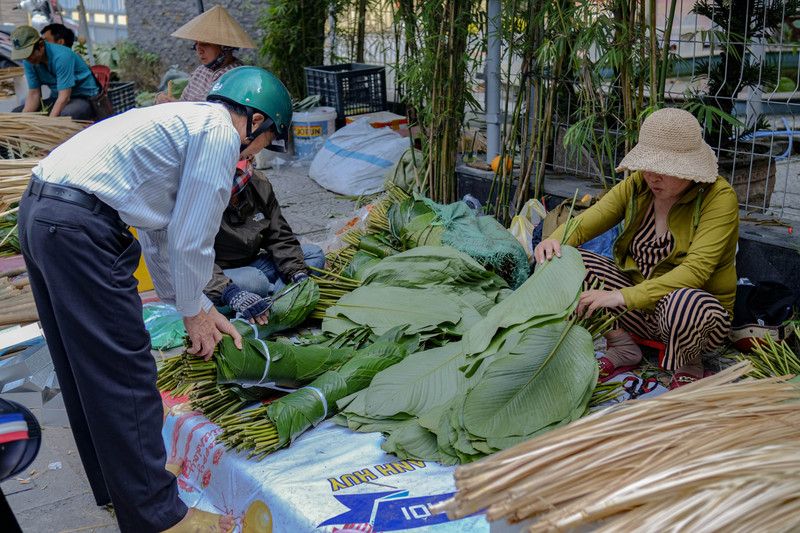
xmin=163 ymin=413 xmax=489 ymax=533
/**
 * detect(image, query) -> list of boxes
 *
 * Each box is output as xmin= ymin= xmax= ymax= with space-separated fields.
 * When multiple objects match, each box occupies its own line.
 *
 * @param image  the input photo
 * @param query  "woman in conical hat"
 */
xmin=155 ymin=5 xmax=256 ymax=104
xmin=533 ymin=108 xmax=739 ymax=390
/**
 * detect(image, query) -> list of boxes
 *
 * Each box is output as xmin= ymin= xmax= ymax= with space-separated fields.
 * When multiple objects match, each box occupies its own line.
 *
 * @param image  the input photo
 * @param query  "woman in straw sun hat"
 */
xmin=155 ymin=5 xmax=256 ymax=104
xmin=534 ymin=107 xmax=739 ymax=389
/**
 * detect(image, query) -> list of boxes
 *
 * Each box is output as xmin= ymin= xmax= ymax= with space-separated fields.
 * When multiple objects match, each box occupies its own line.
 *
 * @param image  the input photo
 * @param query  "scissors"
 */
xmin=622 ymin=376 xmax=658 ymax=399
xmin=264 ymin=280 xmax=303 ymax=311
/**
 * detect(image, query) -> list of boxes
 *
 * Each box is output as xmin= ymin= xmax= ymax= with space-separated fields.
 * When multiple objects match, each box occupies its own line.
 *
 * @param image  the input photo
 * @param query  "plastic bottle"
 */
xmin=462 ymin=194 xmax=483 ymax=215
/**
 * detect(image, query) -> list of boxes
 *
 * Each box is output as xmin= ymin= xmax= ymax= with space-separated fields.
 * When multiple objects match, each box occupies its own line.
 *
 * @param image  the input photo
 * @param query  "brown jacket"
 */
xmin=204 ymin=170 xmax=308 ymax=303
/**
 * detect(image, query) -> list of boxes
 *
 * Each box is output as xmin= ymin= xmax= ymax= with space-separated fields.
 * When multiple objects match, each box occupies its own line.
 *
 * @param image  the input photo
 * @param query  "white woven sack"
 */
xmin=309 ymin=117 xmax=409 ymax=196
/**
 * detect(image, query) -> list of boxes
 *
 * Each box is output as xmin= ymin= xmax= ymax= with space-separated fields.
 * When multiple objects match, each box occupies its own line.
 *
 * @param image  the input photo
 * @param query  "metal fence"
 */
xmin=328 ymin=1 xmax=800 ymax=222
xmin=545 ymin=0 xmax=800 ymax=222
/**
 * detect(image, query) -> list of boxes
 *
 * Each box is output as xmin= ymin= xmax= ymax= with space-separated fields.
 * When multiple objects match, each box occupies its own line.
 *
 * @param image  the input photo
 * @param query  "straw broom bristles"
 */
xmin=0 ymin=158 xmax=40 ymax=205
xmin=429 ymin=362 xmax=800 ymax=532
xmin=0 ymin=113 xmax=86 ymax=156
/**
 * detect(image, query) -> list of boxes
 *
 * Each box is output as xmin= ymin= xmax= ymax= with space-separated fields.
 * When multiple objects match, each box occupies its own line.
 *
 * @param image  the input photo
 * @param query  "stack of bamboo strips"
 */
xmin=430 ymin=362 xmax=800 ymax=532
xmin=1 ymin=158 xmax=40 ymax=207
xmin=0 ymin=68 xmax=25 ymax=83
xmin=0 ymin=266 xmax=37 ymax=327
xmin=0 ymin=68 xmax=24 ymax=98
xmin=0 ymin=113 xmax=86 ymax=158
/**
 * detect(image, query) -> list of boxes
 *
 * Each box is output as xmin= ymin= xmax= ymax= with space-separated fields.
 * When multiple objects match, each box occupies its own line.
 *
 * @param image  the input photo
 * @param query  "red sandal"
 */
xmin=669 ymin=370 xmax=712 ymax=390
xmin=597 ymin=357 xmax=639 ymax=383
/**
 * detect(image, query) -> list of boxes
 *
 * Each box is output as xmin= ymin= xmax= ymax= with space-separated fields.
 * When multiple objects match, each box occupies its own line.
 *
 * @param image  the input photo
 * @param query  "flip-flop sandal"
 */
xmin=161 ymin=509 xmax=234 ymax=533
xmin=597 ymin=357 xmax=639 ymax=383
xmin=165 ymin=462 xmax=182 ymax=477
xmin=669 ymin=369 xmax=712 ymax=390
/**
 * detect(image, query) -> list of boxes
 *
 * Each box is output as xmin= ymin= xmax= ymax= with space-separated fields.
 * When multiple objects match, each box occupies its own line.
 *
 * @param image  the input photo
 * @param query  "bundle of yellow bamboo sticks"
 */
xmin=0 ymin=68 xmax=25 ymax=82
xmin=0 ymin=158 xmax=40 ymax=207
xmin=0 ymin=68 xmax=25 ymax=99
xmin=0 ymin=112 xmax=86 ymax=157
xmin=0 ymin=267 xmax=37 ymax=327
xmin=430 ymin=362 xmax=800 ymax=532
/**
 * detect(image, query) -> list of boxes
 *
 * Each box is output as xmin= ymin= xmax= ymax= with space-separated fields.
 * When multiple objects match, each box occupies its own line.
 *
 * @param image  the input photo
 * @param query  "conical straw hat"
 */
xmin=171 ymin=5 xmax=256 ymax=49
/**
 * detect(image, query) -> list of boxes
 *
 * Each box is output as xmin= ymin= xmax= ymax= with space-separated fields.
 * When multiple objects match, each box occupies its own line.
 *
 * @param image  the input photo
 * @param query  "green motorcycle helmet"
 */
xmin=207 ymin=66 xmax=293 ymax=152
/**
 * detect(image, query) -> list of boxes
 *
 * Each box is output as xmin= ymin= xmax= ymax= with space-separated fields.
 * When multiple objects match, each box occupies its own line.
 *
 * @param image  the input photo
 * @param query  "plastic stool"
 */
xmin=629 ymin=333 xmax=667 ymax=369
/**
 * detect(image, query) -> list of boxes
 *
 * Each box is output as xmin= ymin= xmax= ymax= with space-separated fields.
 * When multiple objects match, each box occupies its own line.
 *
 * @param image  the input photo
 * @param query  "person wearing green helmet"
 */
xmin=17 ymin=66 xmax=292 ymax=533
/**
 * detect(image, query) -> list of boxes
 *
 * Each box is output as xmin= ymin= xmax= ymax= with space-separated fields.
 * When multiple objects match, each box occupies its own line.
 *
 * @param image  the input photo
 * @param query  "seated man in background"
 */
xmin=205 ymin=160 xmax=326 ymax=322
xmin=10 ymin=25 xmax=97 ymax=119
xmin=41 ymin=23 xmax=75 ymax=48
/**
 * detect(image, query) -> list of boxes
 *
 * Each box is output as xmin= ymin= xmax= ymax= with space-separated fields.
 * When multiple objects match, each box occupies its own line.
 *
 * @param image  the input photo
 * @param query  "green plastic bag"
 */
xmin=142 ymin=303 xmax=186 ymax=349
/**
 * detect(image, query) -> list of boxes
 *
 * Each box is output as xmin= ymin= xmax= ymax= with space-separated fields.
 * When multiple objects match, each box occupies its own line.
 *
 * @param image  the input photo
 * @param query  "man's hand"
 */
xmin=184 ymin=308 xmax=242 ymax=360
xmin=221 ymin=283 xmax=270 ymax=325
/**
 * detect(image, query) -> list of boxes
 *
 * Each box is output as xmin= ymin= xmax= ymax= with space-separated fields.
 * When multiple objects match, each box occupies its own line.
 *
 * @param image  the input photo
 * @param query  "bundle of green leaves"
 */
xmin=230 ymin=278 xmax=319 ymax=339
xmin=322 ymin=246 xmax=510 ymax=339
xmin=214 ymin=335 xmax=353 ymax=389
xmin=334 ymin=246 xmax=598 ymax=464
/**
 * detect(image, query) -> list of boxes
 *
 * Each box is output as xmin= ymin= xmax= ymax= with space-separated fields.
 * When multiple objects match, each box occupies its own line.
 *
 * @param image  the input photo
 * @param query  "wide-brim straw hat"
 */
xmin=615 ymin=107 xmax=718 ymax=183
xmin=171 ymin=5 xmax=256 ymax=49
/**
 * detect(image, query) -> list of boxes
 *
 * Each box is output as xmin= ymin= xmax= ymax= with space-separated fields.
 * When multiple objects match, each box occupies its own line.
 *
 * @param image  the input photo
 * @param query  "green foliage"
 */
xmin=0 ymin=208 xmax=19 ymax=257
xmin=256 ymin=0 xmax=332 ymax=98
xmin=394 ymin=0 xmax=484 ymax=204
xmin=117 ymin=40 xmax=163 ymax=91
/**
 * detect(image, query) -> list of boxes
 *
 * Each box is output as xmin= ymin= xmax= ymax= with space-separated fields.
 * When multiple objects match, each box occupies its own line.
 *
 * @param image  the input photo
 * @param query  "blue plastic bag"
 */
xmin=580 ymin=225 xmax=621 ymax=259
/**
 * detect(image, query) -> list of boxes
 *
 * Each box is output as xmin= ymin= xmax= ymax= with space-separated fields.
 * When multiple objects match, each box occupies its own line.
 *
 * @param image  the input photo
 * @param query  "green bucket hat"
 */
xmin=11 ymin=26 xmax=42 ymax=60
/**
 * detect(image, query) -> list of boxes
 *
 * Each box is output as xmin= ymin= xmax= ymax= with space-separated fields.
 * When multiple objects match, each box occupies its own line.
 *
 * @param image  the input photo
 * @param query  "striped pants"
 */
xmin=580 ymin=250 xmax=731 ymax=370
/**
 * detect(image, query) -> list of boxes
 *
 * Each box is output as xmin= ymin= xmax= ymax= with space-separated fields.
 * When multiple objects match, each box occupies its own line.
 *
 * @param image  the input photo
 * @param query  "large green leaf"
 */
xmin=322 ymin=286 xmax=467 ymax=336
xmin=361 ymin=341 xmax=485 ymax=417
xmin=461 ymin=321 xmax=597 ymax=439
xmin=463 ymin=246 xmax=585 ymax=356
xmin=381 ymin=418 xmax=441 ymax=461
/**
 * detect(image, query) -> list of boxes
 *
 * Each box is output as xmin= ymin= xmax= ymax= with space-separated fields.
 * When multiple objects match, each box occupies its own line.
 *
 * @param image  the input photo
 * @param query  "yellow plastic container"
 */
xmin=129 ymin=228 xmax=154 ymax=292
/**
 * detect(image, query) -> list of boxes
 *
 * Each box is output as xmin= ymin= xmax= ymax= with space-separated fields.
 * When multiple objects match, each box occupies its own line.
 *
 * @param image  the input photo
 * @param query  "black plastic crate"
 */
xmin=304 ymin=63 xmax=386 ymax=124
xmin=108 ymin=81 xmax=135 ymax=115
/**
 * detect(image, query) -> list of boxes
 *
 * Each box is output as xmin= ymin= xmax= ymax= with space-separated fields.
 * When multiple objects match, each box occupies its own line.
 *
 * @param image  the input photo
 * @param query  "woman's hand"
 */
xmin=533 ymin=238 xmax=562 ymax=265
xmin=154 ymin=92 xmax=177 ymax=104
xmin=577 ymin=289 xmax=626 ymax=318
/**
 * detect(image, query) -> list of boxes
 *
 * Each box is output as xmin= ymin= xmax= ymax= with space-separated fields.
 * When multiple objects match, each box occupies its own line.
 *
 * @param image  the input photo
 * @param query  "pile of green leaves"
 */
xmin=335 ymin=246 xmax=598 ymax=464
xmin=322 ymin=246 xmax=509 ymax=340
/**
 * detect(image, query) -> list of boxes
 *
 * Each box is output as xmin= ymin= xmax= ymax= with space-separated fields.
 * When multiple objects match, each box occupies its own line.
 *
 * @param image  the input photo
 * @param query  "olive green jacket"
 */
xmin=550 ymin=171 xmax=739 ymax=313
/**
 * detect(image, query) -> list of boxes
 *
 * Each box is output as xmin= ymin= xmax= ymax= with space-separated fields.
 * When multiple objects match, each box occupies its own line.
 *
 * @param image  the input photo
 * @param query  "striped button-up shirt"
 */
xmin=33 ymin=102 xmax=241 ymax=316
xmin=179 ymin=61 xmax=244 ymax=102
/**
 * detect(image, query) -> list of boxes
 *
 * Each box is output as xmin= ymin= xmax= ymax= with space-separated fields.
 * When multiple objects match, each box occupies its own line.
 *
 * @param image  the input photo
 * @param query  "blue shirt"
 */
xmin=33 ymin=102 xmax=241 ymax=316
xmin=23 ymin=41 xmax=98 ymax=97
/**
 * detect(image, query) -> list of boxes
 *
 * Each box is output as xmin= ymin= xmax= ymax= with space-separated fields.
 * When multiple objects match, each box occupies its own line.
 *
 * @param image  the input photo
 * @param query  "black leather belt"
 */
xmin=29 ymin=179 xmax=119 ymax=220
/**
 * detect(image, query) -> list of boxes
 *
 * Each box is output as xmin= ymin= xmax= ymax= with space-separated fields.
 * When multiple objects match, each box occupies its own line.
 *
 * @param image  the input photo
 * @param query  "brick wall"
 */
xmin=125 ymin=0 xmax=265 ymax=74
xmin=1 ymin=0 xmax=31 ymax=29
